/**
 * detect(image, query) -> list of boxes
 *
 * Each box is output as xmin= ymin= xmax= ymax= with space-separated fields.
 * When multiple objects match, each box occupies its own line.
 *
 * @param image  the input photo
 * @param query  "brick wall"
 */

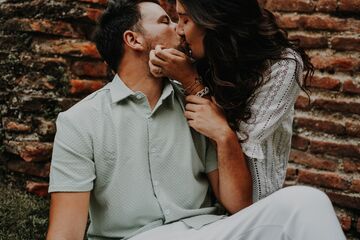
xmin=260 ymin=0 xmax=360 ymax=238
xmin=0 ymin=0 xmax=359 ymax=238
xmin=0 ymin=0 xmax=111 ymax=196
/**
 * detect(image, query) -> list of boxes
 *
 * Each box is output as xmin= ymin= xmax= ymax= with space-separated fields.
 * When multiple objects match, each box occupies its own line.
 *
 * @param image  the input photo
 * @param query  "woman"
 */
xmin=143 ymin=1 xmax=347 ymax=239
xmin=149 ymin=0 xmax=313 ymax=202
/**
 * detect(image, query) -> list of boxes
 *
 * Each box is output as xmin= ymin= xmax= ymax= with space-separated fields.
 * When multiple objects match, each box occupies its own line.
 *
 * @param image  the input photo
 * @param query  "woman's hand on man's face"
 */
xmin=149 ymin=45 xmax=197 ymax=84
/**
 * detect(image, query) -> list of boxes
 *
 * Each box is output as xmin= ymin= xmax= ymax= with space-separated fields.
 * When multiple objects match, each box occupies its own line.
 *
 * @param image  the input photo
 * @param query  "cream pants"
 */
xmin=130 ymin=186 xmax=346 ymax=240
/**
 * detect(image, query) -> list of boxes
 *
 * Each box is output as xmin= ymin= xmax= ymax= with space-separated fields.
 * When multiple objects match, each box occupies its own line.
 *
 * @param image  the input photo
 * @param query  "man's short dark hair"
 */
xmin=94 ymin=0 xmax=159 ymax=73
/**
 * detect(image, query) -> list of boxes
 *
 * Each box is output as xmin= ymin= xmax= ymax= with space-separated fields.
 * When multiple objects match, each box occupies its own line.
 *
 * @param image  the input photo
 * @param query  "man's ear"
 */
xmin=123 ymin=30 xmax=145 ymax=51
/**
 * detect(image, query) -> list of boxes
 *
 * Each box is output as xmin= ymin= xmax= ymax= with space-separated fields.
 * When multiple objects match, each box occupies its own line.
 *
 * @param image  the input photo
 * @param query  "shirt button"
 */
xmin=151 ymin=148 xmax=156 ymax=153
xmin=153 ymin=180 xmax=159 ymax=186
xmin=164 ymin=209 xmax=170 ymax=215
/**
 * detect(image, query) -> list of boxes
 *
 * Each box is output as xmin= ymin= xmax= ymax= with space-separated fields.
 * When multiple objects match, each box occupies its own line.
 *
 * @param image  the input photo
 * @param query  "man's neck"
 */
xmin=117 ymin=59 xmax=164 ymax=110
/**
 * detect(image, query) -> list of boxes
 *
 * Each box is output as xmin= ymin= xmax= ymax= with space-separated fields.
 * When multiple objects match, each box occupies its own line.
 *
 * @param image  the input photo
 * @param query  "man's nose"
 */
xmin=171 ymin=21 xmax=177 ymax=31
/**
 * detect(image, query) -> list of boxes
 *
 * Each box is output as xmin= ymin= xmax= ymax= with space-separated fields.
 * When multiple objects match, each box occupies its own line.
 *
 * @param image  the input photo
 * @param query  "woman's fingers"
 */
xmin=149 ymin=50 xmax=166 ymax=66
xmin=149 ymin=56 xmax=164 ymax=78
xmin=155 ymin=48 xmax=184 ymax=62
xmin=184 ymin=110 xmax=196 ymax=120
xmin=185 ymin=103 xmax=201 ymax=112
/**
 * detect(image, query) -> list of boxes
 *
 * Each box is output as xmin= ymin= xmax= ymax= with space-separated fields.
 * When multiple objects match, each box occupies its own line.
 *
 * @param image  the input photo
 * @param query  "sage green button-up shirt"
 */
xmin=49 ymin=75 xmax=220 ymax=239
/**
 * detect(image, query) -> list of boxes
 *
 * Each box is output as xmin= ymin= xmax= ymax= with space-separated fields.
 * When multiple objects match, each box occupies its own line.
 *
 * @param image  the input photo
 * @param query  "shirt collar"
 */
xmin=108 ymin=74 xmax=175 ymax=105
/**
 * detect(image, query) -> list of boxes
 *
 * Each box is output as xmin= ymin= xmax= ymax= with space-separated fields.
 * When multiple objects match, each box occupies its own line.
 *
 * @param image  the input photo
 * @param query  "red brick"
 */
xmin=312 ymin=97 xmax=360 ymax=115
xmin=331 ymin=36 xmax=360 ymax=51
xmin=346 ymin=121 xmax=360 ymax=137
xmin=343 ymin=160 xmax=360 ymax=173
xmin=26 ymin=181 xmax=49 ymax=197
xmin=3 ymin=119 xmax=31 ymax=132
xmin=266 ymin=0 xmax=314 ymax=12
xmin=298 ymin=169 xmax=350 ymax=190
xmin=306 ymin=75 xmax=341 ymax=90
xmin=291 ymin=135 xmax=310 ymax=150
xmin=343 ymin=80 xmax=360 ymax=94
xmin=5 ymin=141 xmax=53 ymax=162
xmin=72 ymin=61 xmax=108 ymax=78
xmin=301 ymin=14 xmax=360 ymax=32
xmin=285 ymin=167 xmax=298 ymax=181
xmin=295 ymin=95 xmax=311 ymax=110
xmin=4 ymin=18 xmax=83 ymax=38
xmin=338 ymin=0 xmax=360 ymax=12
xmin=294 ymin=116 xmax=345 ymax=135
xmin=315 ymin=0 xmax=338 ymax=12
xmin=336 ymin=212 xmax=352 ymax=231
xmin=289 ymin=149 xmax=338 ymax=171
xmin=311 ymin=54 xmax=360 ymax=72
xmin=275 ymin=13 xmax=301 ymax=29
xmin=310 ymin=139 xmax=360 ymax=159
xmin=70 ymin=79 xmax=105 ymax=95
xmin=85 ymin=8 xmax=103 ymax=23
xmin=7 ymin=160 xmax=50 ymax=178
xmin=288 ymin=33 xmax=328 ymax=49
xmin=326 ymin=191 xmax=360 ymax=210
xmin=350 ymin=179 xmax=360 ymax=193
xmin=33 ymin=39 xmax=101 ymax=59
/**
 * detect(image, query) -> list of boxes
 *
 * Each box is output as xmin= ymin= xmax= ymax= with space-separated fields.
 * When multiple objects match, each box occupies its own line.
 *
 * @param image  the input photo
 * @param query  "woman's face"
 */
xmin=176 ymin=0 xmax=206 ymax=59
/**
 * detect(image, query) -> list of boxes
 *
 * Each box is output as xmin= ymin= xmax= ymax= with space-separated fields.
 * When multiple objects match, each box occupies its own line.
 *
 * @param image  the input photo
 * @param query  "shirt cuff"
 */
xmin=241 ymin=141 xmax=265 ymax=160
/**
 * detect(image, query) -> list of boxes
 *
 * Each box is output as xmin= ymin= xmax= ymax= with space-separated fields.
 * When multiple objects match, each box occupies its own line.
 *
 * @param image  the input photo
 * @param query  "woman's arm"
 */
xmin=185 ymin=95 xmax=253 ymax=214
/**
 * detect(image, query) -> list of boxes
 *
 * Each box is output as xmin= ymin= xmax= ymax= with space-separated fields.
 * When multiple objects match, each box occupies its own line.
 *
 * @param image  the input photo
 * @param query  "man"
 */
xmin=47 ymin=1 xmax=345 ymax=240
xmin=47 ymin=1 xmax=252 ymax=239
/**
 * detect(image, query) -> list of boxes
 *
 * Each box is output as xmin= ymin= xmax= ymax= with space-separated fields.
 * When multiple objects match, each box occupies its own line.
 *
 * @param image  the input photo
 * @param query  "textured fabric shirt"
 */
xmin=49 ymin=75 xmax=220 ymax=239
xmin=238 ymin=48 xmax=304 ymax=201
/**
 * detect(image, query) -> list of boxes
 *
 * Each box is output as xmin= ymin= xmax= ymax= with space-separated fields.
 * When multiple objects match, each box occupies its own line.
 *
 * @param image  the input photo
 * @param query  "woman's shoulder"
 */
xmin=262 ymin=48 xmax=304 ymax=83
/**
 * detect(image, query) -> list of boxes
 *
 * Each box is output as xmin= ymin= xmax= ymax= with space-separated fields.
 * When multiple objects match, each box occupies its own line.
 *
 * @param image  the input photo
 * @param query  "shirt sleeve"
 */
xmin=48 ymin=112 xmax=96 ymax=192
xmin=239 ymin=53 xmax=303 ymax=160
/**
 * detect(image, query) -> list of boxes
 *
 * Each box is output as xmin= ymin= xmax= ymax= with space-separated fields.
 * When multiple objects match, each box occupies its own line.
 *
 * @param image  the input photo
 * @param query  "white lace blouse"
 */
xmin=237 ymin=49 xmax=303 ymax=201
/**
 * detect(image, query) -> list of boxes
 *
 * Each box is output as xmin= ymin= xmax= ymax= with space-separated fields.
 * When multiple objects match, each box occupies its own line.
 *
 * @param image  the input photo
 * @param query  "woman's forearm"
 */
xmin=215 ymin=129 xmax=253 ymax=214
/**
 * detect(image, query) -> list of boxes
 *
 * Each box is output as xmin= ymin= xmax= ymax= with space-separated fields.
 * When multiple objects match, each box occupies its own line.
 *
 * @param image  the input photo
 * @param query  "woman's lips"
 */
xmin=180 ymin=38 xmax=192 ymax=57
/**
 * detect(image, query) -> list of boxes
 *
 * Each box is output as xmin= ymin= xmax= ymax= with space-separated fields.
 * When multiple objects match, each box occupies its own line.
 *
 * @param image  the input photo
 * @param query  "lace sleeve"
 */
xmin=239 ymin=51 xmax=303 ymax=160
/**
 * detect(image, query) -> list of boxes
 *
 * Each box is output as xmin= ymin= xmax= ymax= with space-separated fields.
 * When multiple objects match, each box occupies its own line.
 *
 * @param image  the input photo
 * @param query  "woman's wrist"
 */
xmin=215 ymin=127 xmax=238 ymax=146
xmin=180 ymin=71 xmax=207 ymax=96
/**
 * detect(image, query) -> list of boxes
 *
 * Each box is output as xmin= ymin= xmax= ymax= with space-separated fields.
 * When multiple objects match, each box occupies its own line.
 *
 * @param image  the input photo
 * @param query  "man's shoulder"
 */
xmin=59 ymin=83 xmax=111 ymax=124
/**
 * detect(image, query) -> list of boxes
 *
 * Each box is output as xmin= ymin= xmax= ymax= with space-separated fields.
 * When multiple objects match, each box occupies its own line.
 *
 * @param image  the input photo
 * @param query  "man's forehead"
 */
xmin=139 ymin=2 xmax=167 ymax=21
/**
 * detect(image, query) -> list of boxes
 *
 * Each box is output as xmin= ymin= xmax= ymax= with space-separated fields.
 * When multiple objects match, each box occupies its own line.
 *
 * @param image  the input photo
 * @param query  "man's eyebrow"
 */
xmin=177 ymin=13 xmax=187 ymax=16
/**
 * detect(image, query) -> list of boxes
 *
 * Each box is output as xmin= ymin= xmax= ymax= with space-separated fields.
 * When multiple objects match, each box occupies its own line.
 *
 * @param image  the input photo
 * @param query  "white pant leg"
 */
xmin=130 ymin=186 xmax=346 ymax=240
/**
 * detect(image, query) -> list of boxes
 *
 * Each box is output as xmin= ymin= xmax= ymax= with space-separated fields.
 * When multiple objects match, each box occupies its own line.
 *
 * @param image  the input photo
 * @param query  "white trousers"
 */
xmin=130 ymin=186 xmax=346 ymax=240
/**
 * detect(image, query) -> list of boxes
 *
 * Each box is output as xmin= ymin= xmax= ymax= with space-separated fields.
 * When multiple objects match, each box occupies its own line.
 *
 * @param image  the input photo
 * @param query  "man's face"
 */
xmin=138 ymin=2 xmax=180 ymax=51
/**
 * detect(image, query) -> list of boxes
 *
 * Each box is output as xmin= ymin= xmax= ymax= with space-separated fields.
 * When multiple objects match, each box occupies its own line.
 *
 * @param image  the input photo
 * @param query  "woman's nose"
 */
xmin=176 ymin=24 xmax=184 ymax=36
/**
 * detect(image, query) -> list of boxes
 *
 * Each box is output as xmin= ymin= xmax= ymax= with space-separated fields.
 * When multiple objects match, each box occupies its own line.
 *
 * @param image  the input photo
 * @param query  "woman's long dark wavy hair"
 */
xmin=178 ymin=0 xmax=313 ymax=135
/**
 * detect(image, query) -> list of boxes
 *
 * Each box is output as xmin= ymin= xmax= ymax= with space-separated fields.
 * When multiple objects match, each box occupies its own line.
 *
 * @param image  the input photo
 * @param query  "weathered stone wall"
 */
xmin=0 ymin=0 xmax=359 ymax=238
xmin=0 ymin=0 xmax=110 ymax=196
